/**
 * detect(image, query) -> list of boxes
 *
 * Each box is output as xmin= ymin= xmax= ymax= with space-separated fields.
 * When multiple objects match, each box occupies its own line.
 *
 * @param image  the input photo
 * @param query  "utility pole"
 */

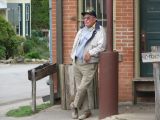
xmin=99 ymin=0 xmax=118 ymax=119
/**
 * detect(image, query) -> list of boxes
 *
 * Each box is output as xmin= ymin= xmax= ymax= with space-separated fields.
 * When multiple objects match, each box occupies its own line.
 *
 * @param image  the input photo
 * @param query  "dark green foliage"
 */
xmin=26 ymin=51 xmax=41 ymax=59
xmin=0 ymin=16 xmax=24 ymax=59
xmin=0 ymin=16 xmax=15 ymax=42
xmin=10 ymin=36 xmax=25 ymax=56
xmin=23 ymin=35 xmax=49 ymax=59
xmin=0 ymin=46 xmax=6 ymax=59
xmin=31 ymin=0 xmax=49 ymax=30
xmin=31 ymin=30 xmax=44 ymax=37
xmin=23 ymin=39 xmax=36 ymax=53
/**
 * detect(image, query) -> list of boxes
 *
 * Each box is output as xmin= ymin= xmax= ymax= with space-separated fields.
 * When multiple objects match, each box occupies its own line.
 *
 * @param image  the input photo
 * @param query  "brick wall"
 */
xmin=115 ymin=0 xmax=134 ymax=101
xmin=52 ymin=0 xmax=56 ymax=63
xmin=52 ymin=0 xmax=77 ymax=64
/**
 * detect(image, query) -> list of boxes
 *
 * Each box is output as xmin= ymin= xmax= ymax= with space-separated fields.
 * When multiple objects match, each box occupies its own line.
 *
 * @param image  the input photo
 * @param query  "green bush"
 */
xmin=10 ymin=36 xmax=25 ymax=56
xmin=31 ymin=30 xmax=43 ymax=37
xmin=0 ymin=16 xmax=16 ymax=59
xmin=23 ymin=39 xmax=35 ymax=53
xmin=25 ymin=51 xmax=41 ymax=59
xmin=0 ymin=46 xmax=6 ymax=59
xmin=23 ymin=35 xmax=49 ymax=59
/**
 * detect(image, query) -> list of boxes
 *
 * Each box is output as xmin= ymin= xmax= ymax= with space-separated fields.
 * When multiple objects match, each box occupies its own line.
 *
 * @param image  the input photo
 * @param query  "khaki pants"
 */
xmin=73 ymin=60 xmax=98 ymax=111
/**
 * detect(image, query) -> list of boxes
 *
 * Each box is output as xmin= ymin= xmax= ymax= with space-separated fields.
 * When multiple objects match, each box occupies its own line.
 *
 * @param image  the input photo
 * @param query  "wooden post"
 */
xmin=153 ymin=63 xmax=160 ymax=120
xmin=49 ymin=75 xmax=54 ymax=105
xmin=28 ymin=63 xmax=57 ymax=111
xmin=142 ymin=46 xmax=160 ymax=120
xmin=31 ymin=69 xmax=36 ymax=112
xmin=152 ymin=46 xmax=160 ymax=120
xmin=59 ymin=64 xmax=66 ymax=109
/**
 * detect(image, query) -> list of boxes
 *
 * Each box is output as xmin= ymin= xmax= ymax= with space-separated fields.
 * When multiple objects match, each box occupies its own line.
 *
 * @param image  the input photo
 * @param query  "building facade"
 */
xmin=52 ymin=0 xmax=160 ymax=102
xmin=0 ymin=0 xmax=31 ymax=37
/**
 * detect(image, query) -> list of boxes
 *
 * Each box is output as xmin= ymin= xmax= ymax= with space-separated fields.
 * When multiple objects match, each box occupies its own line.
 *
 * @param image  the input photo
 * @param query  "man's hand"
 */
xmin=84 ymin=52 xmax=91 ymax=63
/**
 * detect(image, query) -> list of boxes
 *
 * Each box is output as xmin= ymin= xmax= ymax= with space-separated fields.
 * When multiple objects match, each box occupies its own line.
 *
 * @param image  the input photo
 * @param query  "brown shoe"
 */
xmin=78 ymin=111 xmax=91 ymax=120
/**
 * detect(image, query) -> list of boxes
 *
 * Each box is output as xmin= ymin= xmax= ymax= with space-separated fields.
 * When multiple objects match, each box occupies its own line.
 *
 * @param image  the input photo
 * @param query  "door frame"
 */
xmin=134 ymin=0 xmax=140 ymax=78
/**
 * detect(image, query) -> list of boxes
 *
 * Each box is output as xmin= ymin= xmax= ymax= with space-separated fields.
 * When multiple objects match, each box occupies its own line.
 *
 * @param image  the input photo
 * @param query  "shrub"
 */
xmin=0 ymin=16 xmax=19 ymax=59
xmin=23 ymin=35 xmax=49 ymax=59
xmin=0 ymin=46 xmax=6 ymax=59
xmin=25 ymin=51 xmax=41 ymax=59
xmin=23 ymin=39 xmax=35 ymax=53
xmin=10 ymin=36 xmax=25 ymax=56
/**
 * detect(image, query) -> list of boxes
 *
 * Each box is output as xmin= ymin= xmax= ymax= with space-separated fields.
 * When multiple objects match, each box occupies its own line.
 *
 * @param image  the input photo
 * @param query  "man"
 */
xmin=70 ymin=9 xmax=106 ymax=119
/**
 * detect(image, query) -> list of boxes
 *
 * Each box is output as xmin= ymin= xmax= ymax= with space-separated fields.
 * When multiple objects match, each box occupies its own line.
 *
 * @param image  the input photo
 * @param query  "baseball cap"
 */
xmin=81 ymin=9 xmax=97 ymax=18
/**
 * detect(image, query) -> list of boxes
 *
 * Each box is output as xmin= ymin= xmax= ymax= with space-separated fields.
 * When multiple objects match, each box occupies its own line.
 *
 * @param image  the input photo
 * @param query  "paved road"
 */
xmin=0 ymin=64 xmax=50 ymax=105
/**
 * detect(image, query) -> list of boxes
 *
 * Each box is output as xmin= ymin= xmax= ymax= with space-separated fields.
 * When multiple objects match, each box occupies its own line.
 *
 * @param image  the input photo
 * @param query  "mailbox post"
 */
xmin=28 ymin=63 xmax=57 ymax=112
xmin=31 ymin=69 xmax=36 ymax=112
xmin=142 ymin=46 xmax=160 ymax=120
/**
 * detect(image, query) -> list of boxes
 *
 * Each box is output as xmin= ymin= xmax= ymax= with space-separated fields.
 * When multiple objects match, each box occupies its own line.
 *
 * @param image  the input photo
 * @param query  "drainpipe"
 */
xmin=49 ymin=0 xmax=54 ymax=105
xmin=56 ymin=0 xmax=63 ymax=98
xmin=56 ymin=0 xmax=63 ymax=64
xmin=99 ymin=0 xmax=118 ymax=119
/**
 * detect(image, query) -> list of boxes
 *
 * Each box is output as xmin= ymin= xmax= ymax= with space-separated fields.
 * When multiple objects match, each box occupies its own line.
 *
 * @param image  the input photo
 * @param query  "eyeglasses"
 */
xmin=83 ymin=16 xmax=95 ymax=20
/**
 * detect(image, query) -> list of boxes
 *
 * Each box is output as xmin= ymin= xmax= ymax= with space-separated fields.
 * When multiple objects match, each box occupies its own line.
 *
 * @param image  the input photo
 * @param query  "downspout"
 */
xmin=99 ymin=0 xmax=118 ymax=119
xmin=49 ymin=0 xmax=54 ymax=105
xmin=56 ymin=0 xmax=63 ymax=64
xmin=56 ymin=0 xmax=63 ymax=99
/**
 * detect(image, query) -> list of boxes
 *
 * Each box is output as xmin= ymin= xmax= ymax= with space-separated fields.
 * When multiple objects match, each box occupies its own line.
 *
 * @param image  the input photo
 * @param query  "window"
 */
xmin=14 ymin=4 xmax=23 ymax=36
xmin=25 ymin=4 xmax=30 ymax=36
xmin=26 ymin=5 xmax=30 ymax=21
xmin=18 ymin=5 xmax=22 ymax=35
xmin=78 ymin=0 xmax=107 ymax=28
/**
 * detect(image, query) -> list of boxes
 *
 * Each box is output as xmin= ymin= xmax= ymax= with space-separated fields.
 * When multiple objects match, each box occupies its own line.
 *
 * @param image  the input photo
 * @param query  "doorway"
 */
xmin=140 ymin=0 xmax=160 ymax=77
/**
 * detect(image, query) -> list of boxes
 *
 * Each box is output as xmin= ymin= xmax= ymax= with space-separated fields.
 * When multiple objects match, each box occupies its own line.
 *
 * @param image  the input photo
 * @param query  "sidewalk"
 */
xmin=0 ymin=100 xmax=155 ymax=120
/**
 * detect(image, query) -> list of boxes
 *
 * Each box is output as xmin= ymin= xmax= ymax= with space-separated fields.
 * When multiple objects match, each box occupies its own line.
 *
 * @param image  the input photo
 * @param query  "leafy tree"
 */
xmin=0 ymin=16 xmax=24 ymax=59
xmin=31 ymin=0 xmax=49 ymax=30
xmin=0 ymin=16 xmax=15 ymax=42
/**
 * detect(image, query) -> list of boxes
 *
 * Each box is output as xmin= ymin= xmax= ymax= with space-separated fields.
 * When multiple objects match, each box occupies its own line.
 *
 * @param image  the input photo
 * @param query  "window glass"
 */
xmin=18 ymin=4 xmax=22 ymax=35
xmin=25 ymin=4 xmax=30 ymax=36
xmin=26 ymin=6 xmax=30 ymax=21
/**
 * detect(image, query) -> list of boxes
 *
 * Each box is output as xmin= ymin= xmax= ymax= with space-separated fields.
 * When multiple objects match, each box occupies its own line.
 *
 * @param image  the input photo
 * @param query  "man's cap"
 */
xmin=81 ymin=9 xmax=97 ymax=18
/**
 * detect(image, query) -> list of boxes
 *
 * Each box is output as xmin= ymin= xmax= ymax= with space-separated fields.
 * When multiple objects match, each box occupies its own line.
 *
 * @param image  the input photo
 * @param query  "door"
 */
xmin=140 ymin=0 xmax=160 ymax=77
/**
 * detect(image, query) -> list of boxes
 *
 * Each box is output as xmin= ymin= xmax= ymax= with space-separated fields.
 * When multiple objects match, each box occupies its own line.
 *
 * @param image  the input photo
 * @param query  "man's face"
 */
xmin=83 ymin=15 xmax=97 ymax=28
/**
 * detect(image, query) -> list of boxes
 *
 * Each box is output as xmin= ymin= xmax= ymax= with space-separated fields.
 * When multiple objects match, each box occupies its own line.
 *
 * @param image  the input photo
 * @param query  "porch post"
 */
xmin=99 ymin=0 xmax=118 ymax=119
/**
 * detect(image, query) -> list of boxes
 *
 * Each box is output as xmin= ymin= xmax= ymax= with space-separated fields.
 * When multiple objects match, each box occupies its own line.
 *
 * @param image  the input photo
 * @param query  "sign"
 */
xmin=142 ymin=52 xmax=160 ymax=63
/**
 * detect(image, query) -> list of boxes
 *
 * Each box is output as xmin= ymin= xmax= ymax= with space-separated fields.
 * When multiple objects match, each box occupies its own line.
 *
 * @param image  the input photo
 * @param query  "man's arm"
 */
xmin=88 ymin=27 xmax=106 ymax=56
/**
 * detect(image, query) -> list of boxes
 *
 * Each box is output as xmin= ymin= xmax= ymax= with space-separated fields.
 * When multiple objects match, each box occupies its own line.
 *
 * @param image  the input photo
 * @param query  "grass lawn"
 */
xmin=6 ymin=102 xmax=52 ymax=117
